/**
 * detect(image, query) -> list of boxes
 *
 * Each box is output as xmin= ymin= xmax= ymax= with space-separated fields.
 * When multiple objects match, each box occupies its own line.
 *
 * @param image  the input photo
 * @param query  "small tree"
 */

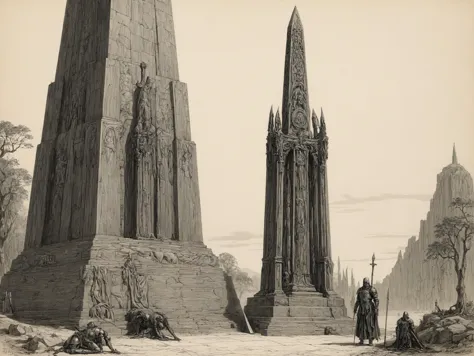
xmin=233 ymin=270 xmax=254 ymax=299
xmin=0 ymin=121 xmax=33 ymax=264
xmin=426 ymin=197 xmax=474 ymax=314
xmin=218 ymin=252 xmax=239 ymax=276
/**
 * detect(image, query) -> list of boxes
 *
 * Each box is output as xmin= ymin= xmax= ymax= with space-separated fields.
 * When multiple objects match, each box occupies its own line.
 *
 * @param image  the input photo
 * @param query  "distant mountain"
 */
xmin=374 ymin=147 xmax=474 ymax=311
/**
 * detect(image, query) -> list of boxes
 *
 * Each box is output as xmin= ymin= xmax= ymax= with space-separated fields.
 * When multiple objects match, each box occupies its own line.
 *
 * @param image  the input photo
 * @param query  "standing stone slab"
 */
xmin=2 ymin=0 xmax=238 ymax=333
xmin=175 ymin=140 xmax=203 ymax=242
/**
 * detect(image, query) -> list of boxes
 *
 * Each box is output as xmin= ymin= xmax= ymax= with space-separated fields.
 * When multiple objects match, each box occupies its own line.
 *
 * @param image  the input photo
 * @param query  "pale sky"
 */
xmin=1 ymin=0 xmax=473 ymax=284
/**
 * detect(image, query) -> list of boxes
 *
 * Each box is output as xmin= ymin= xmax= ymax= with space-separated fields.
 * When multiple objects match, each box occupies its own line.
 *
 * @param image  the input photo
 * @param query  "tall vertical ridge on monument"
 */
xmin=282 ymin=7 xmax=311 ymax=135
xmin=257 ymin=6 xmax=333 ymax=296
xmin=245 ymin=8 xmax=351 ymax=337
xmin=5 ymin=0 xmax=236 ymax=335
xmin=25 ymin=0 xmax=203 ymax=249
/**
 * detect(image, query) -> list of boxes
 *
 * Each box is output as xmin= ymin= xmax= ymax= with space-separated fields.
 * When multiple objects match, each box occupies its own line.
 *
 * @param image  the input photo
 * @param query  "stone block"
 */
xmin=0 ymin=236 xmax=240 ymax=335
xmin=245 ymin=291 xmax=350 ymax=336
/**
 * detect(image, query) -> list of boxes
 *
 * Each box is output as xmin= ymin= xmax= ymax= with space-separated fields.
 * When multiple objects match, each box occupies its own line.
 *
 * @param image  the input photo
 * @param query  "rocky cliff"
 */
xmin=375 ymin=147 xmax=474 ymax=312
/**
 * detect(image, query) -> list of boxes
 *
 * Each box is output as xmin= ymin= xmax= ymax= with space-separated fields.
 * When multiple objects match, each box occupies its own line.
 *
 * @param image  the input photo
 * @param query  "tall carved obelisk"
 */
xmin=245 ymin=7 xmax=352 ymax=336
xmin=0 ymin=0 xmax=240 ymax=334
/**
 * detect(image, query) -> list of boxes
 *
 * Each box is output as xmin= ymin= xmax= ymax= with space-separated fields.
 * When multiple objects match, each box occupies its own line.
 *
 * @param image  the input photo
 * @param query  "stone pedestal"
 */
xmin=0 ymin=236 xmax=241 ymax=335
xmin=245 ymin=292 xmax=352 ymax=336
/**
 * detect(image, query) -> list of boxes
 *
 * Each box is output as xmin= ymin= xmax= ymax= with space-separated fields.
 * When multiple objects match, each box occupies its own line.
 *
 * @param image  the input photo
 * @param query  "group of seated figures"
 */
xmin=54 ymin=308 xmax=180 ymax=354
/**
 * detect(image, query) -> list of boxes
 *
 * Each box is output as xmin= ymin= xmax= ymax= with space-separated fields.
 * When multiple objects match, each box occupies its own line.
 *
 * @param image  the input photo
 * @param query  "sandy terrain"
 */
xmin=0 ymin=312 xmax=472 ymax=356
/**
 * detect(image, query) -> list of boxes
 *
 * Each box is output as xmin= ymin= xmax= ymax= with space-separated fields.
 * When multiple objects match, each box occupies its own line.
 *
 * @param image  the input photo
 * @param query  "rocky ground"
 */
xmin=0 ymin=312 xmax=473 ymax=356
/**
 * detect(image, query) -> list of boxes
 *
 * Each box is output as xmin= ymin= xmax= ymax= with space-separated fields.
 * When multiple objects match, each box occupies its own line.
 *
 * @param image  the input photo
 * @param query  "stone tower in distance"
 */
xmin=244 ymin=7 xmax=352 ymax=336
xmin=1 ymin=0 xmax=238 ymax=333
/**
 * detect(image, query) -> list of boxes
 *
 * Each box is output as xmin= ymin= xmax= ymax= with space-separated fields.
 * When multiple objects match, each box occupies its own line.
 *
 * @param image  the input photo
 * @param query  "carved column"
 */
xmin=259 ymin=136 xmax=275 ymax=294
xmin=273 ymin=139 xmax=286 ymax=294
xmin=310 ymin=149 xmax=321 ymax=290
xmin=291 ymin=148 xmax=312 ymax=292
xmin=318 ymin=134 xmax=333 ymax=294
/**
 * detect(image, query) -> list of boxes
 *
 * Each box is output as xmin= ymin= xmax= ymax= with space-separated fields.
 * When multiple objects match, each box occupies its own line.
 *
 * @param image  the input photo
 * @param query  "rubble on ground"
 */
xmin=416 ymin=313 xmax=474 ymax=346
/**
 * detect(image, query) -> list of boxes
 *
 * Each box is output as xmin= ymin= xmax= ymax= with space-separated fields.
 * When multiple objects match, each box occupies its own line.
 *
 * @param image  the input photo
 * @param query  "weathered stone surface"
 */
xmin=416 ymin=313 xmax=474 ymax=345
xmin=374 ymin=146 xmax=474 ymax=311
xmin=8 ymin=324 xmax=26 ymax=336
xmin=3 ymin=0 xmax=231 ymax=336
xmin=247 ymin=7 xmax=348 ymax=336
xmin=1 ymin=236 xmax=238 ymax=335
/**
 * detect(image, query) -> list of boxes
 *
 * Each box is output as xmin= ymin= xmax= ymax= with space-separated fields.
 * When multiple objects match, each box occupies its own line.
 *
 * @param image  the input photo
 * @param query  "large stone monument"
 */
xmin=244 ymin=7 xmax=352 ymax=336
xmin=0 ymin=0 xmax=239 ymax=334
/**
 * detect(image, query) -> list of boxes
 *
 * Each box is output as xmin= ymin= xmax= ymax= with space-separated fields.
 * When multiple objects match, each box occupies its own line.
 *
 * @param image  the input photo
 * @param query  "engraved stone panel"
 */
xmin=172 ymin=81 xmax=191 ymax=140
xmin=155 ymin=77 xmax=174 ymax=133
xmin=103 ymin=59 xmax=121 ymax=120
xmin=156 ymin=133 xmax=175 ymax=238
xmin=175 ymin=140 xmax=202 ymax=242
xmin=24 ymin=142 xmax=55 ymax=249
xmin=97 ymin=120 xmax=122 ymax=236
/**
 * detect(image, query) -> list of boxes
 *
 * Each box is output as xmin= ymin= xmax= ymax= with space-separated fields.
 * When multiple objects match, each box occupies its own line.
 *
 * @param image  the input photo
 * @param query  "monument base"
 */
xmin=0 ymin=236 xmax=243 ymax=335
xmin=244 ymin=291 xmax=353 ymax=336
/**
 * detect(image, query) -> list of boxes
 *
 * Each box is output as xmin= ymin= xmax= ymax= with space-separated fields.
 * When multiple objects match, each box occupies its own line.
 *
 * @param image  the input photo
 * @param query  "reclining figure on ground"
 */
xmin=58 ymin=322 xmax=120 ymax=354
xmin=125 ymin=308 xmax=181 ymax=341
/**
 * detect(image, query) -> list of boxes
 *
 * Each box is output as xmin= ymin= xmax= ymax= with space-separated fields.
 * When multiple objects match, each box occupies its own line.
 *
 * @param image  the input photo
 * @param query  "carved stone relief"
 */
xmin=289 ymin=22 xmax=308 ymax=133
xmin=119 ymin=62 xmax=134 ymax=125
xmin=157 ymin=81 xmax=174 ymax=133
xmin=180 ymin=143 xmax=193 ymax=179
xmin=157 ymin=137 xmax=174 ymax=183
xmin=103 ymin=126 xmax=117 ymax=162
xmin=134 ymin=63 xmax=156 ymax=160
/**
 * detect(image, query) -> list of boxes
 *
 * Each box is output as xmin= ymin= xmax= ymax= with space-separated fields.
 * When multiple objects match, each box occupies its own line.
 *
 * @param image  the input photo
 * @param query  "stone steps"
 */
xmin=1 ymin=237 xmax=245 ymax=336
xmin=251 ymin=316 xmax=354 ymax=336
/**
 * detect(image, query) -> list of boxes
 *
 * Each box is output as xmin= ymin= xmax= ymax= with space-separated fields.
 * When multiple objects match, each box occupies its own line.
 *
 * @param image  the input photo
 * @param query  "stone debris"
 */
xmin=416 ymin=313 xmax=474 ymax=345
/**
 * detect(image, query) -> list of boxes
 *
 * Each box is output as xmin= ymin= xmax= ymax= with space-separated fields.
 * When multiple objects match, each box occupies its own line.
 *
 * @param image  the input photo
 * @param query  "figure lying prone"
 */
xmin=56 ymin=322 xmax=120 ymax=354
xmin=126 ymin=308 xmax=181 ymax=341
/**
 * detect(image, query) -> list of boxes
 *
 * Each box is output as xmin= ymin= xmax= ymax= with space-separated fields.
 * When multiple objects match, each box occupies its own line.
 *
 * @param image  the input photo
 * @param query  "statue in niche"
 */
xmin=133 ymin=62 xmax=156 ymax=238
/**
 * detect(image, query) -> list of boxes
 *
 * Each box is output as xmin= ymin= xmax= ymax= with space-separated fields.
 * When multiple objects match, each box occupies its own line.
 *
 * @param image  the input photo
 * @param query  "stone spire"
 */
xmin=282 ymin=7 xmax=310 ymax=135
xmin=311 ymin=109 xmax=319 ymax=137
xmin=452 ymin=143 xmax=458 ymax=164
xmin=268 ymin=106 xmax=275 ymax=132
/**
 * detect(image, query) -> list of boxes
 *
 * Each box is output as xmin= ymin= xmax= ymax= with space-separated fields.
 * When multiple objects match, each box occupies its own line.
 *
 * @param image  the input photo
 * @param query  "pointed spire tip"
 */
xmin=452 ymin=143 xmax=458 ymax=164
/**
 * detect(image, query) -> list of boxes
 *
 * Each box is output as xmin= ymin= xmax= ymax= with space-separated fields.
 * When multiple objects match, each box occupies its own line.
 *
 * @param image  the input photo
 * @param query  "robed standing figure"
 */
xmin=353 ymin=277 xmax=381 ymax=345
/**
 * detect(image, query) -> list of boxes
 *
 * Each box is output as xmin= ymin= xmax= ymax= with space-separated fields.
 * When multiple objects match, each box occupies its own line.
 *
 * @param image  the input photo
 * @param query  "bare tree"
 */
xmin=426 ymin=197 xmax=474 ymax=314
xmin=0 ymin=121 xmax=33 ymax=264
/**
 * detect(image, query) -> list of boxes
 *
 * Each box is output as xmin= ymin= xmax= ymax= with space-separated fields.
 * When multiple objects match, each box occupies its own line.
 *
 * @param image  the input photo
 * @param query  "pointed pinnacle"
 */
xmin=268 ymin=106 xmax=275 ymax=132
xmin=452 ymin=143 xmax=458 ymax=164
xmin=319 ymin=107 xmax=327 ymax=132
xmin=289 ymin=6 xmax=301 ymax=25
xmin=311 ymin=109 xmax=319 ymax=136
xmin=275 ymin=108 xmax=281 ymax=131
